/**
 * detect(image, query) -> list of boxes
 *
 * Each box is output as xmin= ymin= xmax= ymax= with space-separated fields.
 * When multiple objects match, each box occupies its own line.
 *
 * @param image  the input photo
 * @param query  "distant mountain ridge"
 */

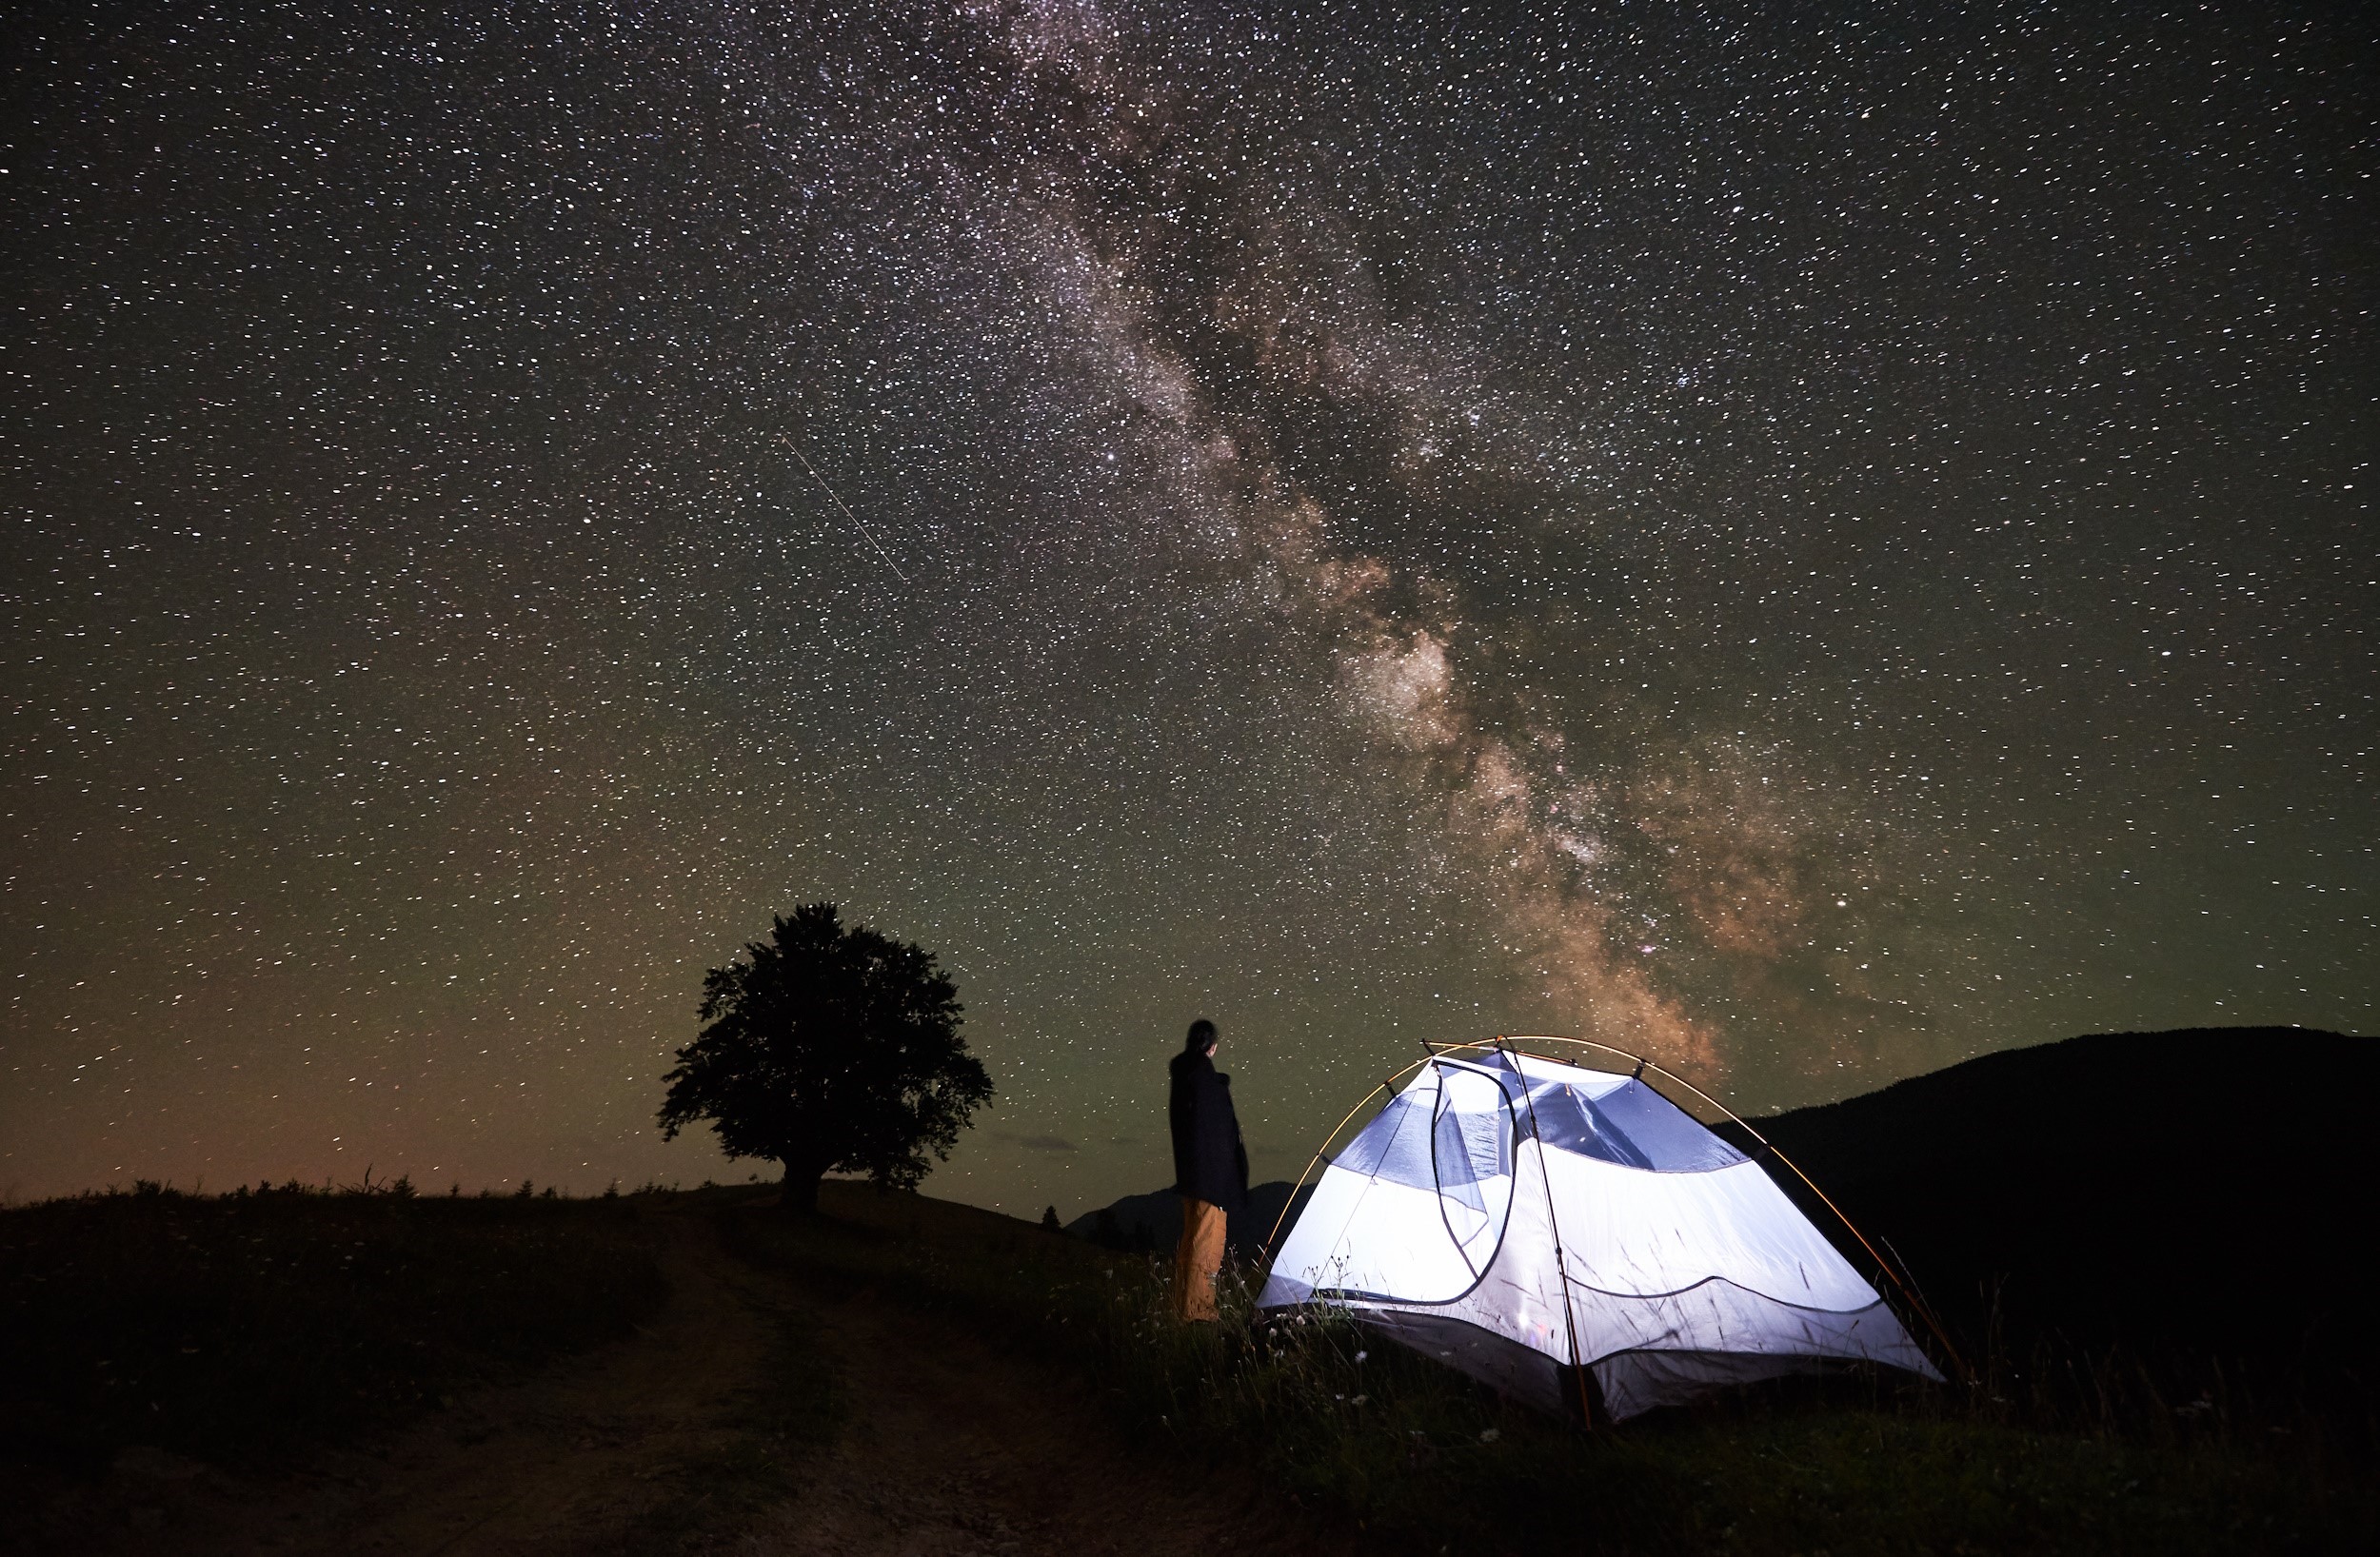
xmin=1738 ymin=1026 xmax=2373 ymax=1376
xmin=1064 ymin=1180 xmax=1311 ymax=1258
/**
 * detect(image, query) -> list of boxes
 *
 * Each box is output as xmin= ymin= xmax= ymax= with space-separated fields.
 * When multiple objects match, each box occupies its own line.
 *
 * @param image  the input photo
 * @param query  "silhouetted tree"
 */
xmin=1040 ymin=1205 xmax=1061 ymax=1232
xmin=657 ymin=903 xmax=993 ymax=1213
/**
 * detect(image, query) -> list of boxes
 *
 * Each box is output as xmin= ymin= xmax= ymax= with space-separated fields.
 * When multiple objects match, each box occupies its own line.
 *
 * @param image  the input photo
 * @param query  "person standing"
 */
xmin=1167 ymin=1018 xmax=1248 ymax=1323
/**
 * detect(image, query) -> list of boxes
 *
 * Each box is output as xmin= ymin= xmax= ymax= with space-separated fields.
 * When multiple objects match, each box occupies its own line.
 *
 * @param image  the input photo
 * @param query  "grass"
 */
xmin=728 ymin=1182 xmax=2375 ymax=1556
xmin=0 ymin=1178 xmax=669 ymax=1468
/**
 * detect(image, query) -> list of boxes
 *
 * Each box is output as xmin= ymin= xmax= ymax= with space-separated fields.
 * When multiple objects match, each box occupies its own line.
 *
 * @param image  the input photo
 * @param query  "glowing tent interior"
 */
xmin=1257 ymin=1040 xmax=1948 ymax=1421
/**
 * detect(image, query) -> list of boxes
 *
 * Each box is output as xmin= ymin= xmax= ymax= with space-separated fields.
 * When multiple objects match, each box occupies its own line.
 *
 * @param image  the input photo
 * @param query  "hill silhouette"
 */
xmin=1065 ymin=1181 xmax=1311 ymax=1258
xmin=1738 ymin=1025 xmax=2375 ymax=1405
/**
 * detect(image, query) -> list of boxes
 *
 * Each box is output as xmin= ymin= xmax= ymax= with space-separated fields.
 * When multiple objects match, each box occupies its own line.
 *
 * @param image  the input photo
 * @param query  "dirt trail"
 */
xmin=62 ymin=1205 xmax=1339 ymax=1557
xmin=63 ymin=1209 xmax=779 ymax=1555
xmin=758 ymin=1274 xmax=1332 ymax=1557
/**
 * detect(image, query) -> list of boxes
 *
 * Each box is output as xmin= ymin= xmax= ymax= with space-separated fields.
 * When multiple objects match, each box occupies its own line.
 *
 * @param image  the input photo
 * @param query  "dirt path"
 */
xmin=62 ymin=1205 xmax=1339 ymax=1557
xmin=754 ymin=1275 xmax=1336 ymax=1557
xmin=66 ymin=1208 xmax=783 ymax=1555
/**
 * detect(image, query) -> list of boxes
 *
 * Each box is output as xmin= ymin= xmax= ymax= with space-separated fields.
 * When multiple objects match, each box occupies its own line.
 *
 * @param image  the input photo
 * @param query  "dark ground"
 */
xmin=0 ymin=1187 xmax=1342 ymax=1557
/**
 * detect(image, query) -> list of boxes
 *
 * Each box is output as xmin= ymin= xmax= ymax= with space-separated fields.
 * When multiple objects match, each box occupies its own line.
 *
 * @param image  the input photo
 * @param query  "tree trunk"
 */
xmin=780 ymin=1162 xmax=824 ymax=1214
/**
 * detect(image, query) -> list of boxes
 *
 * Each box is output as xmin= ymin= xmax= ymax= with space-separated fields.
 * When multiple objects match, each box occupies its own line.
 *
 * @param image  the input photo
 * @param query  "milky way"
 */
xmin=4 ymin=2 xmax=2370 ymax=1211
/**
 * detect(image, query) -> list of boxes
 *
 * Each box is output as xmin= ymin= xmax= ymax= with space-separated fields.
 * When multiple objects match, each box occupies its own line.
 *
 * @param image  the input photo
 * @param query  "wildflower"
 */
xmin=1354 ymin=1350 xmax=1367 ymax=1362
xmin=1478 ymin=1428 xmax=1501 ymax=1444
xmin=1351 ymin=1394 xmax=1368 ymax=1406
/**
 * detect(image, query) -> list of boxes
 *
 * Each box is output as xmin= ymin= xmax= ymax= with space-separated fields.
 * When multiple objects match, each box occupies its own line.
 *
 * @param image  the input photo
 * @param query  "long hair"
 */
xmin=1184 ymin=1018 xmax=1217 ymax=1054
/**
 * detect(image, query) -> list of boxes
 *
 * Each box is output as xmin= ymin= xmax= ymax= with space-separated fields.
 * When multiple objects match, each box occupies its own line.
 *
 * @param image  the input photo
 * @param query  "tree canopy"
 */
xmin=657 ymin=904 xmax=992 ymax=1212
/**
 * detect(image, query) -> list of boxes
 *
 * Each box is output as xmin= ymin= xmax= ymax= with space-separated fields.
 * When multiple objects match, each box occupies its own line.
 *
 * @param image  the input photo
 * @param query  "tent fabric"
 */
xmin=1259 ymin=1052 xmax=1942 ymax=1419
xmin=1348 ymin=1308 xmax=1579 ymax=1416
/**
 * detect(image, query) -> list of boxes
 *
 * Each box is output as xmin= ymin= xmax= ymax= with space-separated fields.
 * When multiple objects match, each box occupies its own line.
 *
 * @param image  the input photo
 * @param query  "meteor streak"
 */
xmin=792 ymin=443 xmax=908 ymax=582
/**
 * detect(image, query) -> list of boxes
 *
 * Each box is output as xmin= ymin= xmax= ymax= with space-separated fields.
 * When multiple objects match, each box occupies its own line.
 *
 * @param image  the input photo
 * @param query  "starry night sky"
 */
xmin=4 ymin=2 xmax=2371 ymax=1212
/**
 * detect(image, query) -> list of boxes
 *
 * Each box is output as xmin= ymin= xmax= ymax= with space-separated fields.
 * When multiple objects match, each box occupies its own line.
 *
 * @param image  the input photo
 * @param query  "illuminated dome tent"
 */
xmin=1258 ymin=1039 xmax=1947 ymax=1421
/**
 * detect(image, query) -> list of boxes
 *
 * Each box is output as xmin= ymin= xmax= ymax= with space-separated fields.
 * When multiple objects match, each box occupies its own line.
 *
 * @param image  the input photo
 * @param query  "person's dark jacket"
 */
xmin=1169 ymin=1049 xmax=1249 ymax=1210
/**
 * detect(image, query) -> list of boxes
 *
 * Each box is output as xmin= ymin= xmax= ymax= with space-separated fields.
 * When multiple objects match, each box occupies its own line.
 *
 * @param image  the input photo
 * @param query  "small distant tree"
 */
xmin=657 ymin=903 xmax=993 ymax=1213
xmin=1040 ymin=1205 xmax=1061 ymax=1232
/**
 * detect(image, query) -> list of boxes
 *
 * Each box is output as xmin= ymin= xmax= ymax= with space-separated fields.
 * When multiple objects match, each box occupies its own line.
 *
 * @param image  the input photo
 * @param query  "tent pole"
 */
xmin=1259 ymin=1056 xmax=1433 ymax=1260
xmin=1743 ymin=1138 xmax=1972 ymax=1385
xmin=1497 ymin=1035 xmax=1597 ymax=1429
xmin=1632 ymin=1057 xmax=1970 ymax=1384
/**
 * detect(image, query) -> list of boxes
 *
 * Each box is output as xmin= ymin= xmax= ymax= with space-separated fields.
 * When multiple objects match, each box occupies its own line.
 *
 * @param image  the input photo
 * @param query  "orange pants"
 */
xmin=1172 ymin=1196 xmax=1228 ymax=1322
